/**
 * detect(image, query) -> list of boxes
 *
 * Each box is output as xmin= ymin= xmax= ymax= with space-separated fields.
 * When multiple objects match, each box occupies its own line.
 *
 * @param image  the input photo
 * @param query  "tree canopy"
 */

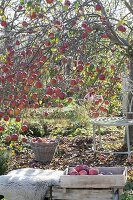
xmin=0 ymin=0 xmax=133 ymax=119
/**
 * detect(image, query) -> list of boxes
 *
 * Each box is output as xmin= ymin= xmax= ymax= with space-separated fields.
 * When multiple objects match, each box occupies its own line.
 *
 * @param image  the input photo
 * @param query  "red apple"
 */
xmin=103 ymin=108 xmax=108 ymax=113
xmin=58 ymin=92 xmax=66 ymax=100
xmin=22 ymin=136 xmax=27 ymax=143
xmin=85 ymin=26 xmax=92 ymax=33
xmin=41 ymin=55 xmax=47 ymax=62
xmin=21 ymin=125 xmax=28 ymax=132
xmin=82 ymin=21 xmax=88 ymax=29
xmin=64 ymin=0 xmax=71 ymax=6
xmin=70 ymin=79 xmax=77 ymax=86
xmin=3 ymin=115 xmax=9 ymax=121
xmin=8 ymin=94 xmax=14 ymax=100
xmin=67 ymin=97 xmax=73 ymax=103
xmin=95 ymin=4 xmax=102 ymax=11
xmin=35 ymin=81 xmax=43 ymax=88
xmin=50 ymin=78 xmax=57 ymax=85
xmin=30 ymin=12 xmax=37 ymax=19
xmin=104 ymin=100 xmax=109 ymax=105
xmin=75 ymin=165 xmax=89 ymax=173
xmin=48 ymin=101 xmax=52 ymax=107
xmin=7 ymin=109 xmax=14 ymax=116
xmin=0 ymin=126 xmax=4 ymax=132
xmin=101 ymin=33 xmax=108 ymax=38
xmin=54 ymin=87 xmax=61 ymax=95
xmin=45 ymin=41 xmax=51 ymax=47
xmin=10 ymin=100 xmax=16 ymax=107
xmin=48 ymin=32 xmax=55 ymax=39
xmin=53 ymin=20 xmax=61 ymax=27
xmin=11 ymin=134 xmax=18 ymax=141
xmin=50 ymin=139 xmax=55 ymax=143
xmin=32 ymin=138 xmax=36 ymax=143
xmin=79 ymin=170 xmax=88 ymax=175
xmin=75 ymin=165 xmax=81 ymax=171
xmin=56 ymin=74 xmax=63 ymax=81
xmin=100 ymin=106 xmax=105 ymax=111
xmin=0 ymin=111 xmax=3 ymax=118
xmin=98 ymin=154 xmax=106 ymax=161
xmin=18 ymin=5 xmax=23 ymax=10
xmin=5 ymin=135 xmax=11 ymax=142
xmin=46 ymin=87 xmax=53 ymax=95
xmin=110 ymin=65 xmax=115 ymax=70
xmin=37 ymin=137 xmax=43 ymax=143
xmin=99 ymin=74 xmax=105 ymax=80
xmin=1 ymin=21 xmax=7 ymax=27
xmin=58 ymin=103 xmax=64 ymax=108
xmin=77 ymin=65 xmax=83 ymax=72
xmin=43 ymin=112 xmax=49 ymax=117
xmin=46 ymin=0 xmax=54 ymax=4
xmin=82 ymin=32 xmax=88 ymax=39
xmin=63 ymin=42 xmax=69 ymax=49
xmin=22 ymin=21 xmax=28 ymax=27
xmin=69 ymin=168 xmax=79 ymax=175
xmin=16 ymin=40 xmax=20 ymax=45
xmin=118 ymin=25 xmax=126 ymax=32
xmin=89 ymin=168 xmax=99 ymax=175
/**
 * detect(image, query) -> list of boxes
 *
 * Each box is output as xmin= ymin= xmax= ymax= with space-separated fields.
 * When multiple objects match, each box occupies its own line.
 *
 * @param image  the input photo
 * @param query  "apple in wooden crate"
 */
xmin=68 ymin=168 xmax=79 ymax=175
xmin=89 ymin=168 xmax=99 ymax=175
xmin=75 ymin=165 xmax=89 ymax=173
xmin=68 ymin=165 xmax=100 ymax=176
xmin=79 ymin=170 xmax=88 ymax=175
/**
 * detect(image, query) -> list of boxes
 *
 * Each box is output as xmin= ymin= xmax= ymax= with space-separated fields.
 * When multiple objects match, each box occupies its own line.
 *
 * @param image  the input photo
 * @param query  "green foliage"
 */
xmin=0 ymin=196 xmax=4 ymax=200
xmin=18 ymin=104 xmax=92 ymax=138
xmin=4 ymin=122 xmax=20 ymax=135
xmin=120 ymin=193 xmax=133 ymax=200
xmin=120 ymin=181 xmax=133 ymax=200
xmin=51 ymin=121 xmax=88 ymax=137
xmin=47 ymin=106 xmax=77 ymax=120
xmin=0 ymin=150 xmax=9 ymax=175
xmin=124 ymin=181 xmax=133 ymax=191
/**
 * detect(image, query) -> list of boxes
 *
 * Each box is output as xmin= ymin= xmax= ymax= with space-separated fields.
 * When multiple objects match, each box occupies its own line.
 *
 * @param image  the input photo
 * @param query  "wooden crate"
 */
xmin=60 ymin=167 xmax=127 ymax=188
xmin=45 ymin=167 xmax=127 ymax=200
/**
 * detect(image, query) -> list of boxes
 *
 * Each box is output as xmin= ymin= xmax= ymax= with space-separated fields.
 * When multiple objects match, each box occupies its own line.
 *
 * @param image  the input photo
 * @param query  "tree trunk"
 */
xmin=127 ymin=51 xmax=133 ymax=145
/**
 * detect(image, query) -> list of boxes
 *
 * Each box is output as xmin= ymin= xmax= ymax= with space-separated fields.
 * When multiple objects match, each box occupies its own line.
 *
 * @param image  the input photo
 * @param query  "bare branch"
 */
xmin=124 ymin=0 xmax=133 ymax=15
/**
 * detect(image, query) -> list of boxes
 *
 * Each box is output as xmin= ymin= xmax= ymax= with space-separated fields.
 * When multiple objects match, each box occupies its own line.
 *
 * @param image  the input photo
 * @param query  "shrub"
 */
xmin=0 ymin=150 xmax=9 ymax=175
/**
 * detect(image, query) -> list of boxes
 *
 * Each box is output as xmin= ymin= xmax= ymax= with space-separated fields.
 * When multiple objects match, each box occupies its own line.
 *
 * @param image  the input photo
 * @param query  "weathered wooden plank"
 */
xmin=60 ymin=175 xmax=126 ymax=188
xmin=45 ymin=187 xmax=113 ymax=200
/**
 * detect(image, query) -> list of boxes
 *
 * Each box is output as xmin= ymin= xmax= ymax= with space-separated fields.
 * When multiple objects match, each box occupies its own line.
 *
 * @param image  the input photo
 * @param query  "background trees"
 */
xmin=0 ymin=0 xmax=132 ymax=140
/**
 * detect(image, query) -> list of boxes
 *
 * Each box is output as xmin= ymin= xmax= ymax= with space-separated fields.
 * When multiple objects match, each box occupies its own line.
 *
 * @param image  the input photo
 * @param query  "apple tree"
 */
xmin=0 ymin=0 xmax=133 ymax=142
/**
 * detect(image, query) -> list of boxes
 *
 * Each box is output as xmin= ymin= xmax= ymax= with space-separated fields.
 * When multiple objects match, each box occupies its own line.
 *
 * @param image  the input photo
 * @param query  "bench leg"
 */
xmin=98 ymin=126 xmax=102 ymax=149
xmin=93 ymin=125 xmax=97 ymax=152
xmin=126 ymin=126 xmax=131 ymax=161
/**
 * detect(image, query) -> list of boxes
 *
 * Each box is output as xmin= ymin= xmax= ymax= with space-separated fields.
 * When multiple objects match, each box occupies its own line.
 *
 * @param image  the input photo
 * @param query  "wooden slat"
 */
xmin=90 ymin=117 xmax=133 ymax=126
xmin=60 ymin=175 xmax=125 ymax=188
xmin=46 ymin=187 xmax=113 ymax=200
